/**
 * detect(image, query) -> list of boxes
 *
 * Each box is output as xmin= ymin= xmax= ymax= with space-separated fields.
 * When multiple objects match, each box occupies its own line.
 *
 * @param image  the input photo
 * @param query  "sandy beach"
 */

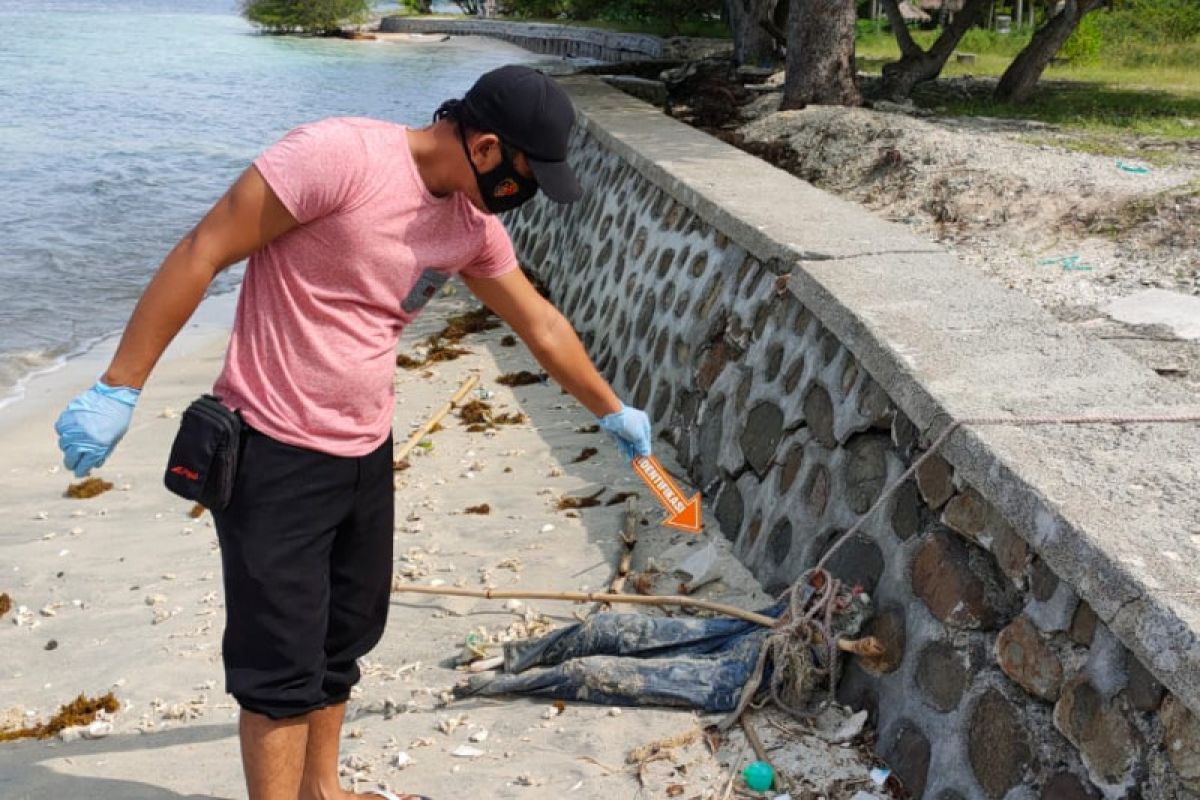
xmin=0 ymin=284 xmax=878 ymax=799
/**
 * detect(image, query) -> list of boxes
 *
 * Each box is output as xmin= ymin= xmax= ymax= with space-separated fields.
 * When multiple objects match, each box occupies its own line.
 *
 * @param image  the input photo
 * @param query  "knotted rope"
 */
xmin=721 ymin=410 xmax=1200 ymax=730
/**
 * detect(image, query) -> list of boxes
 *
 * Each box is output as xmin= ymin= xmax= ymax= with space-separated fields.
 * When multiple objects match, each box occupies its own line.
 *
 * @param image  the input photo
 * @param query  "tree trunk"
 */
xmin=994 ymin=0 xmax=1103 ymax=103
xmin=878 ymin=0 xmax=989 ymax=100
xmin=726 ymin=0 xmax=780 ymax=67
xmin=781 ymin=0 xmax=861 ymax=108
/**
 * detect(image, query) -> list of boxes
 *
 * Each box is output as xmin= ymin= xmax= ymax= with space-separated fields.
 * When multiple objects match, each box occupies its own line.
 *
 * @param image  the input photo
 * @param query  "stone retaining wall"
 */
xmin=379 ymin=16 xmax=666 ymax=62
xmin=505 ymin=77 xmax=1200 ymax=799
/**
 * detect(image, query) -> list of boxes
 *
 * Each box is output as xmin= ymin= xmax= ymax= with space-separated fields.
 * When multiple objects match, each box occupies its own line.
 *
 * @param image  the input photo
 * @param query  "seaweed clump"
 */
xmin=459 ymin=400 xmax=527 ymax=430
xmin=433 ymin=306 xmax=500 ymax=344
xmin=555 ymin=488 xmax=605 ymax=511
xmin=0 ymin=593 xmax=11 ymax=619
xmin=395 ymin=353 xmax=425 ymax=370
xmin=497 ymin=371 xmax=544 ymax=387
xmin=426 ymin=343 xmax=471 ymax=363
xmin=465 ymin=504 xmax=491 ymax=515
xmin=459 ymin=400 xmax=494 ymax=426
xmin=571 ymin=447 xmax=599 ymax=464
xmin=65 ymin=477 xmax=112 ymax=499
xmin=0 ymin=692 xmax=120 ymax=742
xmin=500 ymin=335 xmax=518 ymax=347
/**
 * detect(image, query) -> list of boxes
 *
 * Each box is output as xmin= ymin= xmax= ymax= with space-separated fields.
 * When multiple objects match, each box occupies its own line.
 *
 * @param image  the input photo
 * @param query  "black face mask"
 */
xmin=459 ymin=125 xmax=538 ymax=214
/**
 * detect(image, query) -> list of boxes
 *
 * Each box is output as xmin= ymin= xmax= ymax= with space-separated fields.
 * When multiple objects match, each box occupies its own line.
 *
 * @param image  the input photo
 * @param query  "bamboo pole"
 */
xmin=394 ymin=374 xmax=480 ymax=467
xmin=392 ymin=584 xmax=781 ymax=628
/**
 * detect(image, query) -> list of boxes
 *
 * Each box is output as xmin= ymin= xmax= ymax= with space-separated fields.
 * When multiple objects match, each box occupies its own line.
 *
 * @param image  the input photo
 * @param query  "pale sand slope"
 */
xmin=0 ymin=285 xmax=873 ymax=799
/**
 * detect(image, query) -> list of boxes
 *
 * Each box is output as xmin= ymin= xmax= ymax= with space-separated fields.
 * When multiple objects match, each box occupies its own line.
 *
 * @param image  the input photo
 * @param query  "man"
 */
xmin=54 ymin=65 xmax=651 ymax=800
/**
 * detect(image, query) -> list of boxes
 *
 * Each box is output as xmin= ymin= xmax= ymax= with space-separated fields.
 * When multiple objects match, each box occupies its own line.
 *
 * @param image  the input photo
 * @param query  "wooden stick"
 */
xmin=602 ymin=496 xmax=640 ymax=608
xmin=392 ymin=584 xmax=780 ymax=628
xmin=394 ymin=374 xmax=480 ymax=466
xmin=837 ymin=635 xmax=885 ymax=658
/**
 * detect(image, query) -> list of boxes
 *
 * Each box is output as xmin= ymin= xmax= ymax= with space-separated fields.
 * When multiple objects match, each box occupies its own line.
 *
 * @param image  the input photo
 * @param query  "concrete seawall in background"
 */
xmin=380 ymin=16 xmax=667 ymax=62
xmin=506 ymin=77 xmax=1200 ymax=799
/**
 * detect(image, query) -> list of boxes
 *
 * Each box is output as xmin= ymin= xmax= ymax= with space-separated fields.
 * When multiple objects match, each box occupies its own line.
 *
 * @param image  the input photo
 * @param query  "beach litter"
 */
xmin=571 ymin=447 xmax=599 ymax=464
xmin=65 ymin=477 xmax=113 ymax=499
xmin=496 ymin=371 xmax=545 ymax=387
xmin=1116 ymin=160 xmax=1152 ymax=174
xmin=0 ymin=593 xmax=10 ymax=619
xmin=0 ymin=692 xmax=120 ymax=742
xmin=1037 ymin=254 xmax=1093 ymax=272
xmin=555 ymin=488 xmax=605 ymax=511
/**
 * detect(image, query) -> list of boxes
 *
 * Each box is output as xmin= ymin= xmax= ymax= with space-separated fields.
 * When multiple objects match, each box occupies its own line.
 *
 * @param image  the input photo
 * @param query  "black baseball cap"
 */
xmin=463 ymin=65 xmax=582 ymax=204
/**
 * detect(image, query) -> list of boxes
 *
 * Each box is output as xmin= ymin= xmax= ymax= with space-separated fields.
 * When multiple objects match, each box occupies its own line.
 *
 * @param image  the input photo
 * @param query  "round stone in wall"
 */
xmin=740 ymin=401 xmax=784 ymax=477
xmin=1040 ymin=773 xmax=1100 ymax=800
xmin=858 ymin=605 xmax=904 ymax=674
xmin=652 ymin=383 xmax=672 ymax=425
xmin=891 ymin=478 xmax=922 ymax=541
xmin=783 ymin=357 xmax=805 ymax=394
xmin=690 ymin=252 xmax=708 ymax=277
xmin=803 ymin=384 xmax=836 ymax=448
xmin=804 ymin=465 xmax=831 ymax=517
xmin=844 ymin=434 xmax=891 ymax=514
xmin=883 ymin=720 xmax=930 ymax=798
xmin=635 ymin=293 xmax=656 ymax=338
xmin=822 ymin=533 xmax=884 ymax=595
xmin=623 ymin=357 xmax=642 ymax=394
xmin=767 ymin=519 xmax=793 ymax=564
xmin=911 ymin=529 xmax=1020 ymax=631
xmin=764 ymin=343 xmax=785 ymax=383
xmin=916 ymin=640 xmax=970 ymax=712
xmin=714 ymin=482 xmax=744 ymax=544
xmin=777 ymin=443 xmax=804 ymax=494
xmin=995 ymin=615 xmax=1063 ymax=702
xmin=968 ymin=689 xmax=1033 ymax=799
xmin=696 ymin=396 xmax=726 ymax=488
xmin=634 ymin=370 xmax=652 ymax=410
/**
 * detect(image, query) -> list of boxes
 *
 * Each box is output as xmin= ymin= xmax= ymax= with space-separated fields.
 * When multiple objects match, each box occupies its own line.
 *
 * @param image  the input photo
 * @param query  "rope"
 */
xmin=721 ymin=410 xmax=1200 ymax=731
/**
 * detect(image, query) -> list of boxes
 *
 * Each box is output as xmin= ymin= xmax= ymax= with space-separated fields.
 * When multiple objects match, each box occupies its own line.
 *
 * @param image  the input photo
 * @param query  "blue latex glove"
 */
xmin=54 ymin=380 xmax=140 ymax=477
xmin=598 ymin=404 xmax=652 ymax=462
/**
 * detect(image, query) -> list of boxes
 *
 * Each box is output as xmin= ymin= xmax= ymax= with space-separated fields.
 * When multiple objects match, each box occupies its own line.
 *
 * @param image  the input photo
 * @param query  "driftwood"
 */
xmin=393 ymin=374 xmax=480 ymax=467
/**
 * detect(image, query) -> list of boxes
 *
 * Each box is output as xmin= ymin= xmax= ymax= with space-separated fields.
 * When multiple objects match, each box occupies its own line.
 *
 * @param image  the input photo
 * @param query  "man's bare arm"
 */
xmin=463 ymin=268 xmax=622 ymax=418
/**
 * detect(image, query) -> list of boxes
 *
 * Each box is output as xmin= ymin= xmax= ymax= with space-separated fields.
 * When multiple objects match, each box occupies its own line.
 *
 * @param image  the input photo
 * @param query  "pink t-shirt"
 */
xmin=214 ymin=117 xmax=517 ymax=457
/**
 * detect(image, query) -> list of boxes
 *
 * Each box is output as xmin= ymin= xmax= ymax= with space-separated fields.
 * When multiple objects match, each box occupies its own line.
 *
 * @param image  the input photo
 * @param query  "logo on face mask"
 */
xmin=494 ymin=178 xmax=520 ymax=199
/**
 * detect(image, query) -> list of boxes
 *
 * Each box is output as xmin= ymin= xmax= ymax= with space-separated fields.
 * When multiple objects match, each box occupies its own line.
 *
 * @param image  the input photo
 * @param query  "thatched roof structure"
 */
xmin=898 ymin=1 xmax=932 ymax=22
xmin=916 ymin=0 xmax=966 ymax=11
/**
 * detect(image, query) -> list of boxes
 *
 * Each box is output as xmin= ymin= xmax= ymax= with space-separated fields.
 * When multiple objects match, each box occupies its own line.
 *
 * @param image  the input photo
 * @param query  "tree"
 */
xmin=241 ymin=0 xmax=372 ymax=33
xmin=780 ymin=0 xmax=861 ymax=108
xmin=726 ymin=0 xmax=779 ymax=67
xmin=994 ymin=0 xmax=1106 ymax=103
xmin=454 ymin=0 xmax=484 ymax=14
xmin=877 ymin=0 xmax=989 ymax=100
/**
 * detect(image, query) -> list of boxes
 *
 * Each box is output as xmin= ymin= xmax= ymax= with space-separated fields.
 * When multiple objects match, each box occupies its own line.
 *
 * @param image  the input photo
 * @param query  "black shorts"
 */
xmin=212 ymin=426 xmax=394 ymax=720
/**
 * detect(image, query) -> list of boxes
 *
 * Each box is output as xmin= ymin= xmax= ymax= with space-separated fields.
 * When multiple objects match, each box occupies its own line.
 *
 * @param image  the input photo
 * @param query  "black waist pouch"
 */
xmin=163 ymin=394 xmax=243 ymax=511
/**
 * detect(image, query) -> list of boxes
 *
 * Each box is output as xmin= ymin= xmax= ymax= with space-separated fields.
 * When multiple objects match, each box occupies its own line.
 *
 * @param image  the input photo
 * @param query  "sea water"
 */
xmin=0 ymin=0 xmax=539 ymax=406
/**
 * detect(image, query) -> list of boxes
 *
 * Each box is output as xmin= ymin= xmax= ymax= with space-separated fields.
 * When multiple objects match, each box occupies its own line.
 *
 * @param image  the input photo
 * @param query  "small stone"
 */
xmin=995 ymin=616 xmax=1063 ymax=702
xmin=451 ymin=745 xmax=483 ymax=758
xmin=1053 ymin=676 xmax=1139 ymax=788
xmin=1040 ymin=773 xmax=1100 ymax=800
xmin=394 ymin=751 xmax=414 ymax=768
xmin=1123 ymin=658 xmax=1165 ymax=713
xmin=469 ymin=729 xmax=489 ymax=743
xmin=44 ymin=639 xmax=58 ymax=651
xmin=911 ymin=530 xmax=1019 ymax=630
xmin=1162 ymin=694 xmax=1200 ymax=792
xmin=915 ymin=454 xmax=954 ymax=509
xmin=540 ymin=524 xmax=555 ymax=533
xmin=1069 ymin=602 xmax=1099 ymax=646
xmin=83 ymin=720 xmax=113 ymax=739
xmin=941 ymin=489 xmax=988 ymax=540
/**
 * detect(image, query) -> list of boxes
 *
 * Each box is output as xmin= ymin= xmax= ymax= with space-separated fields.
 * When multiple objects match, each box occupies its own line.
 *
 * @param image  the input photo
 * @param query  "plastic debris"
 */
xmin=1037 ymin=255 xmax=1092 ymax=272
xmin=1116 ymin=160 xmax=1151 ymax=174
xmin=743 ymin=760 xmax=774 ymax=791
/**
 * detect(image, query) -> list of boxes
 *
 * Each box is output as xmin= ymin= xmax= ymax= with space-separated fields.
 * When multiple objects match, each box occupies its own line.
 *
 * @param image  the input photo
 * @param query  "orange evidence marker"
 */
xmin=632 ymin=455 xmax=703 ymax=534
